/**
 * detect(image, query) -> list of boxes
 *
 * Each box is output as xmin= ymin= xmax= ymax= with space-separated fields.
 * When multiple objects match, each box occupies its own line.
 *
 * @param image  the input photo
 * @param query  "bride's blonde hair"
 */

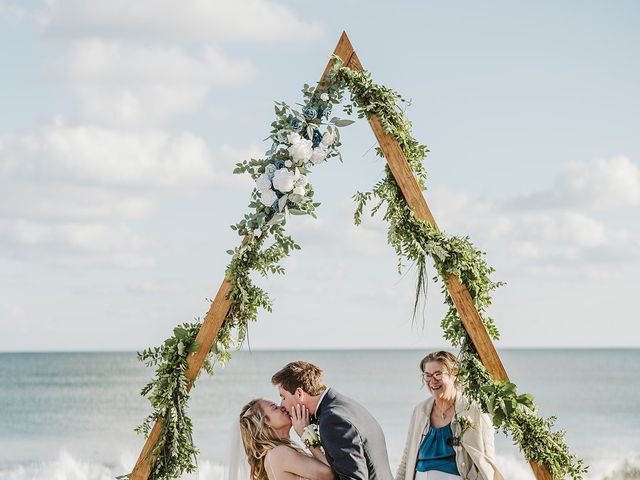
xmin=239 ymin=399 xmax=299 ymax=480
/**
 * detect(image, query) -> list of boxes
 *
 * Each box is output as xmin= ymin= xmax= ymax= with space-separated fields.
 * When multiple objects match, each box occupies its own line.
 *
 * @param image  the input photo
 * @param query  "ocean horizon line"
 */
xmin=1 ymin=345 xmax=639 ymax=354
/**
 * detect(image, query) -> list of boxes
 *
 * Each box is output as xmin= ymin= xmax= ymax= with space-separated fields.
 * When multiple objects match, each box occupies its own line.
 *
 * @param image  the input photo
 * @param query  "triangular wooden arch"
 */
xmin=129 ymin=32 xmax=553 ymax=480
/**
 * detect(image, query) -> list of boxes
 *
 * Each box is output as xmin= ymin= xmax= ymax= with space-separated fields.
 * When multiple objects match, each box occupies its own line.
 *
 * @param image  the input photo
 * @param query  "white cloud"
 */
xmin=0 ymin=1 xmax=27 ymax=19
xmin=0 ymin=122 xmax=260 ymax=267
xmin=514 ymin=156 xmax=640 ymax=210
xmin=59 ymin=40 xmax=256 ymax=126
xmin=519 ymin=212 xmax=607 ymax=249
xmin=421 ymin=171 xmax=640 ymax=280
xmin=0 ymin=219 xmax=154 ymax=268
xmin=0 ymin=120 xmax=266 ymax=266
xmin=40 ymin=0 xmax=324 ymax=44
xmin=0 ymin=182 xmax=155 ymax=221
xmin=428 ymin=187 xmax=512 ymax=241
xmin=0 ymin=122 xmax=218 ymax=188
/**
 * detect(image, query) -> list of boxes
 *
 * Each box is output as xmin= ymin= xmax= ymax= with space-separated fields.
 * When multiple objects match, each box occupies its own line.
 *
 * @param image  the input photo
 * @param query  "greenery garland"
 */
xmin=129 ymin=58 xmax=587 ymax=480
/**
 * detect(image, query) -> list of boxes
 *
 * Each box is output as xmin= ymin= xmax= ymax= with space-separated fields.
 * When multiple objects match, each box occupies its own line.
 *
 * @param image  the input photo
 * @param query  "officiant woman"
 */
xmin=395 ymin=351 xmax=504 ymax=480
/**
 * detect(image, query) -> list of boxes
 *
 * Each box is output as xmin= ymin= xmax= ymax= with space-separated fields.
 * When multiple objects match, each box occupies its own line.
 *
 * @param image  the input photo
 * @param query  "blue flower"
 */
xmin=302 ymin=105 xmax=318 ymax=121
xmin=264 ymin=163 xmax=277 ymax=179
xmin=311 ymin=129 xmax=322 ymax=148
xmin=275 ymin=159 xmax=286 ymax=169
xmin=289 ymin=117 xmax=304 ymax=132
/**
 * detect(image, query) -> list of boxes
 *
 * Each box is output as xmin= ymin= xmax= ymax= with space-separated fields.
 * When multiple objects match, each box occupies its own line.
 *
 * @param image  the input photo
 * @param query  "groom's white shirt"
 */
xmin=314 ymin=387 xmax=330 ymax=416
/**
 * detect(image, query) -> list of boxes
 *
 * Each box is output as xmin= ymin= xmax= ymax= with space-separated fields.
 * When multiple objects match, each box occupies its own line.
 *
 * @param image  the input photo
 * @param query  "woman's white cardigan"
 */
xmin=394 ymin=394 xmax=504 ymax=480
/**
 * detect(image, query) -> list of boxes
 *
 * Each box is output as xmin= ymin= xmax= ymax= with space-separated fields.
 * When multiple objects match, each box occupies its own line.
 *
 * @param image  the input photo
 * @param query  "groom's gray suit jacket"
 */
xmin=316 ymin=388 xmax=393 ymax=480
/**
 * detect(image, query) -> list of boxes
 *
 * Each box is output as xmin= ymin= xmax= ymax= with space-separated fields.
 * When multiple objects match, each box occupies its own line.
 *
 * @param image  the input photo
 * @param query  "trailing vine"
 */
xmin=128 ymin=57 xmax=587 ymax=480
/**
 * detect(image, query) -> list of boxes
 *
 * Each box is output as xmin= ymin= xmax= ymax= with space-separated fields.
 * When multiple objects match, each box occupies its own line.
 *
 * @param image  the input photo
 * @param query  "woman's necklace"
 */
xmin=436 ymin=392 xmax=457 ymax=420
xmin=436 ymin=402 xmax=453 ymax=420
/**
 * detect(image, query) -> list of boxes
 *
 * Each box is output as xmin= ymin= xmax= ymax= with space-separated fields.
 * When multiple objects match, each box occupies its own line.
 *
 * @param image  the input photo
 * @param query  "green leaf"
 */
xmin=173 ymin=327 xmax=188 ymax=339
xmin=332 ymin=119 xmax=355 ymax=127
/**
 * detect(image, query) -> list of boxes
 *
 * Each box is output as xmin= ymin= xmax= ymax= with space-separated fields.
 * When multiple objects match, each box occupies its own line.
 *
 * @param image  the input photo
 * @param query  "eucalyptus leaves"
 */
xmin=132 ymin=59 xmax=586 ymax=480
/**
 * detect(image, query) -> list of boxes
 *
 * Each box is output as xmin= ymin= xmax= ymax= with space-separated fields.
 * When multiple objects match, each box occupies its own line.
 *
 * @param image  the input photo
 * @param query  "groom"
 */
xmin=272 ymin=361 xmax=393 ymax=480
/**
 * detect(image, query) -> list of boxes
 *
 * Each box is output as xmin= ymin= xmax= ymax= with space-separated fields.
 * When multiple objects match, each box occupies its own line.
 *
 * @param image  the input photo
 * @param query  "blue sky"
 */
xmin=1 ymin=0 xmax=639 ymax=351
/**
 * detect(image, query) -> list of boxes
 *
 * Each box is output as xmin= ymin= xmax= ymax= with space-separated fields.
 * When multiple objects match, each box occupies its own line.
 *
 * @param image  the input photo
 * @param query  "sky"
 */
xmin=0 ymin=0 xmax=639 ymax=351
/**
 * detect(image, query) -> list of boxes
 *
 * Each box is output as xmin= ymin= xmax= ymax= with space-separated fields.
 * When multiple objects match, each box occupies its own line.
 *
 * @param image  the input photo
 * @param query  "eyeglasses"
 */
xmin=421 ymin=371 xmax=449 ymax=383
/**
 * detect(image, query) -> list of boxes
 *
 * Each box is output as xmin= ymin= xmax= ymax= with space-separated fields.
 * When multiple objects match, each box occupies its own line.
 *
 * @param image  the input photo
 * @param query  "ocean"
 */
xmin=1 ymin=349 xmax=639 ymax=480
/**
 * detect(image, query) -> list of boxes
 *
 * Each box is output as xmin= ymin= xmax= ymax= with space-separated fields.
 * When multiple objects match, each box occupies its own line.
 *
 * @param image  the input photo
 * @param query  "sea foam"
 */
xmin=1 ymin=451 xmax=639 ymax=480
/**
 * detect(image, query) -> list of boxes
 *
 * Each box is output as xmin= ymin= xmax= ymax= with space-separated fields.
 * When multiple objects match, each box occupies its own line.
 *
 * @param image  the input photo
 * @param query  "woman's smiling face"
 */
xmin=422 ymin=360 xmax=456 ymax=399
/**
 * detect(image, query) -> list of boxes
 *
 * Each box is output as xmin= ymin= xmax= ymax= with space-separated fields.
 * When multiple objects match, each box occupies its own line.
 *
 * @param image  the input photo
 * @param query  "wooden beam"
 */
xmin=128 ymin=277 xmax=234 ymax=480
xmin=322 ymin=31 xmax=553 ymax=480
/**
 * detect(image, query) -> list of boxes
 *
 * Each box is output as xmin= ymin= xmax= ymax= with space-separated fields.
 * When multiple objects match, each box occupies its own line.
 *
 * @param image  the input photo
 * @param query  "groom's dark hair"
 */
xmin=271 ymin=361 xmax=326 ymax=396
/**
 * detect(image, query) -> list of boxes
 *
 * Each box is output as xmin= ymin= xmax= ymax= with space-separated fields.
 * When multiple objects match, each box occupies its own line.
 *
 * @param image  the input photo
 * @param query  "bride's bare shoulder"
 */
xmin=265 ymin=445 xmax=303 ymax=465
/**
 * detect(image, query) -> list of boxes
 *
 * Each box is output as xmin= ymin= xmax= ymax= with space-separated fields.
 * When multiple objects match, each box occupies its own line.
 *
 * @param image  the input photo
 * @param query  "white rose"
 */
xmin=288 ymin=138 xmax=313 ymax=162
xmin=292 ymin=185 xmax=306 ymax=196
xmin=321 ymin=131 xmax=336 ymax=146
xmin=310 ymin=147 xmax=327 ymax=165
xmin=259 ymin=189 xmax=277 ymax=207
xmin=253 ymin=228 xmax=262 ymax=237
xmin=320 ymin=92 xmax=329 ymax=102
xmin=287 ymin=132 xmax=301 ymax=144
xmin=272 ymin=168 xmax=296 ymax=193
xmin=255 ymin=173 xmax=272 ymax=192
xmin=285 ymin=160 xmax=292 ymax=168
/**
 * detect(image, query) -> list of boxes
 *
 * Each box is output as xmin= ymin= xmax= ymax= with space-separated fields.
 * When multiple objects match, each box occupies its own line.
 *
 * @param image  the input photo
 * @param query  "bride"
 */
xmin=239 ymin=398 xmax=335 ymax=480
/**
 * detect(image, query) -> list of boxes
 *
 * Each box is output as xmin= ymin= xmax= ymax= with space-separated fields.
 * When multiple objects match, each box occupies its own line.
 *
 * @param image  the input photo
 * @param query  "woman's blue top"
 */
xmin=415 ymin=423 xmax=460 ymax=475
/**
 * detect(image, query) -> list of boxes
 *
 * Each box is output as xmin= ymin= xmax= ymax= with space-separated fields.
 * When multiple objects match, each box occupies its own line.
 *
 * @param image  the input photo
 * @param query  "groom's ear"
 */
xmin=294 ymin=387 xmax=306 ymax=401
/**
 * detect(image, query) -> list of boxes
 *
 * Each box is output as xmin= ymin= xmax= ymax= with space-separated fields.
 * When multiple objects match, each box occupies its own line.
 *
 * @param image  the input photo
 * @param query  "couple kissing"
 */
xmin=239 ymin=360 xmax=392 ymax=480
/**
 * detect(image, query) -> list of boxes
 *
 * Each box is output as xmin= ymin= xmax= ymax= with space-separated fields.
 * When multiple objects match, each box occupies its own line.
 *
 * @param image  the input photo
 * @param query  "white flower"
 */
xmin=253 ymin=228 xmax=262 ymax=237
xmin=321 ymin=131 xmax=336 ymax=146
xmin=272 ymin=168 xmax=296 ymax=193
xmin=458 ymin=415 xmax=475 ymax=434
xmin=255 ymin=173 xmax=272 ymax=192
xmin=292 ymin=185 xmax=306 ymax=196
xmin=287 ymin=132 xmax=301 ymax=144
xmin=301 ymin=425 xmax=321 ymax=449
xmin=285 ymin=160 xmax=292 ymax=168
xmin=259 ymin=189 xmax=277 ymax=207
xmin=295 ymin=175 xmax=307 ymax=187
xmin=310 ymin=147 xmax=327 ymax=165
xmin=320 ymin=92 xmax=329 ymax=102
xmin=288 ymin=137 xmax=313 ymax=162
xmin=276 ymin=130 xmax=289 ymax=143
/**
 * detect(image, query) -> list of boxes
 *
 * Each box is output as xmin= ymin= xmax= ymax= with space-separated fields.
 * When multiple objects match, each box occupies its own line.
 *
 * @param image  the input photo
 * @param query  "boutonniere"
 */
xmin=448 ymin=414 xmax=474 ymax=447
xmin=301 ymin=424 xmax=321 ymax=449
xmin=458 ymin=414 xmax=475 ymax=435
